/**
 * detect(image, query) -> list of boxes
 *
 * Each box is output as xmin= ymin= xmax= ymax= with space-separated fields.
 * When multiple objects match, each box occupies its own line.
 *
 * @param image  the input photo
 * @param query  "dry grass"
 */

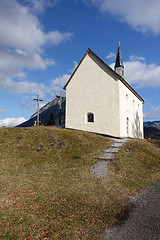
xmin=0 ymin=126 xmax=115 ymax=240
xmin=1 ymin=127 xmax=160 ymax=239
xmin=108 ymin=139 xmax=160 ymax=195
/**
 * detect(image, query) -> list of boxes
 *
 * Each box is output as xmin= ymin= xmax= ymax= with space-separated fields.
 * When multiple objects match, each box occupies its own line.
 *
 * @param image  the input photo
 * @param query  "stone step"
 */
xmin=103 ymin=147 xmax=120 ymax=153
xmin=100 ymin=152 xmax=115 ymax=158
xmin=111 ymin=143 xmax=124 ymax=148
xmin=90 ymin=160 xmax=108 ymax=178
xmin=113 ymin=138 xmax=128 ymax=143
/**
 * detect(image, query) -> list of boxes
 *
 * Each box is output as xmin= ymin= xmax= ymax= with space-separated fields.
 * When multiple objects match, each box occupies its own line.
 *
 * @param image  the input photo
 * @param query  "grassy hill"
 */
xmin=1 ymin=127 xmax=160 ymax=239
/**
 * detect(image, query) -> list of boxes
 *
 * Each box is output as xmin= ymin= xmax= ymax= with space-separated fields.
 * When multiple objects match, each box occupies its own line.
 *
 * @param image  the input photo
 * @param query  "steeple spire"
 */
xmin=114 ymin=41 xmax=124 ymax=77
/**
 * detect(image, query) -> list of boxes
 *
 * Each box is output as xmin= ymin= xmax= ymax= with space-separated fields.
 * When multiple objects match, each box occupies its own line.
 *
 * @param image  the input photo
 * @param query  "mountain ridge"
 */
xmin=17 ymin=98 xmax=65 ymax=127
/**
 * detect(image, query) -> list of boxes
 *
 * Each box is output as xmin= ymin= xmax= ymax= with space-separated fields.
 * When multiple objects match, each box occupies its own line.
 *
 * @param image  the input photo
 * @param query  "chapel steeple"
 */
xmin=114 ymin=41 xmax=124 ymax=78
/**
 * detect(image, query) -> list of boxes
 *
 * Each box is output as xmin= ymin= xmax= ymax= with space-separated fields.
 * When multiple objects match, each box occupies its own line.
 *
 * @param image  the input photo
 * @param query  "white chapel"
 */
xmin=64 ymin=43 xmax=144 ymax=139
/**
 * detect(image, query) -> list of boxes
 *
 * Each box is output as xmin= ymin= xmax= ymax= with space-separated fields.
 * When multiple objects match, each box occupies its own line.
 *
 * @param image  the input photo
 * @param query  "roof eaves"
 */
xmin=87 ymin=50 xmax=144 ymax=102
xmin=88 ymin=48 xmax=119 ymax=78
xmin=63 ymin=48 xmax=144 ymax=103
xmin=119 ymin=76 xmax=144 ymax=103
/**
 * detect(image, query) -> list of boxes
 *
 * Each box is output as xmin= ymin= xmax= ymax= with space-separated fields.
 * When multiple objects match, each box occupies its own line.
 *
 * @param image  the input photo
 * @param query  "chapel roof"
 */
xmin=64 ymin=48 xmax=144 ymax=103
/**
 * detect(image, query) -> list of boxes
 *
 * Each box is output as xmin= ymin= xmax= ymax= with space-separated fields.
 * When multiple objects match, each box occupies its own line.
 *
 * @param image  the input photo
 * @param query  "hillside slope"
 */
xmin=1 ymin=127 xmax=160 ymax=239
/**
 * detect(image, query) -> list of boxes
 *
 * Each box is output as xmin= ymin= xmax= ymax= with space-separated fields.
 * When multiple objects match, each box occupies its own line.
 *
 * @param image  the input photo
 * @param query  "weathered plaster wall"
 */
xmin=119 ymin=80 xmax=144 ymax=138
xmin=66 ymin=52 xmax=121 ymax=137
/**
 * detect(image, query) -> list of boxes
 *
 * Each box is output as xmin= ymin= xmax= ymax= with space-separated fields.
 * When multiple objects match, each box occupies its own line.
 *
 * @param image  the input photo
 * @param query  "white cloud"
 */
xmin=25 ymin=0 xmax=60 ymax=14
xmin=106 ymin=52 xmax=116 ymax=60
xmin=69 ymin=61 xmax=78 ymax=73
xmin=20 ymin=102 xmax=34 ymax=108
xmin=15 ymin=49 xmax=27 ymax=56
xmin=0 ymin=0 xmax=44 ymax=51
xmin=49 ymin=61 xmax=79 ymax=95
xmin=124 ymin=61 xmax=160 ymax=88
xmin=0 ymin=0 xmax=72 ymax=95
xmin=0 ymin=0 xmax=70 ymax=51
xmin=0 ymin=117 xmax=26 ymax=127
xmin=46 ymin=31 xmax=73 ymax=45
xmin=50 ymin=74 xmax=70 ymax=94
xmin=85 ymin=0 xmax=160 ymax=35
xmin=0 ymin=49 xmax=55 ymax=80
xmin=129 ymin=55 xmax=145 ymax=62
xmin=1 ymin=78 xmax=49 ymax=97
xmin=110 ymin=55 xmax=160 ymax=88
xmin=144 ymin=106 xmax=160 ymax=120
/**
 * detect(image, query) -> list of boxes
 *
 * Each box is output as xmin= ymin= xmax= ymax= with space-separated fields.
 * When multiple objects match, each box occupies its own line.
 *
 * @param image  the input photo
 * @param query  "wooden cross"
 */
xmin=33 ymin=95 xmax=43 ymax=125
xmin=56 ymin=92 xmax=66 ymax=125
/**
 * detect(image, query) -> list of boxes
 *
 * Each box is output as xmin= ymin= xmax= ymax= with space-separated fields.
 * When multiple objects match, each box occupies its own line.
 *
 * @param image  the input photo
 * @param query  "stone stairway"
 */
xmin=90 ymin=138 xmax=128 ymax=178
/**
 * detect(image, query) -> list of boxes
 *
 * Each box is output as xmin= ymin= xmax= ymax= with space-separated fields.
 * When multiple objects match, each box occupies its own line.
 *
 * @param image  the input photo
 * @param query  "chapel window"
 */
xmin=126 ymin=117 xmax=129 ymax=137
xmin=126 ymin=94 xmax=129 ymax=111
xmin=133 ymin=100 xmax=135 ymax=115
xmin=87 ymin=113 xmax=94 ymax=123
xmin=138 ymin=104 xmax=140 ymax=117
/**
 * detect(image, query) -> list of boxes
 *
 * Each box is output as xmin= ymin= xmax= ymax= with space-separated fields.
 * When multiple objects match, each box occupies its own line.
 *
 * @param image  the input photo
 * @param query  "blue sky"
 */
xmin=1 ymin=0 xmax=160 ymax=126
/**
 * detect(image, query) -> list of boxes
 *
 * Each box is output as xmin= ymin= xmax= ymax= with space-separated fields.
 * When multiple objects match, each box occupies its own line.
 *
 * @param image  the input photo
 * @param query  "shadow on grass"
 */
xmin=114 ymin=202 xmax=136 ymax=226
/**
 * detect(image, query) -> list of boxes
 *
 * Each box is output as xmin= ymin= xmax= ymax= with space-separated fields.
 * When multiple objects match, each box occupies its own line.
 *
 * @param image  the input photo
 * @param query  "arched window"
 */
xmin=133 ymin=100 xmax=135 ymax=115
xmin=126 ymin=94 xmax=129 ymax=111
xmin=126 ymin=117 xmax=129 ymax=137
xmin=138 ymin=104 xmax=140 ymax=117
xmin=87 ymin=113 xmax=94 ymax=123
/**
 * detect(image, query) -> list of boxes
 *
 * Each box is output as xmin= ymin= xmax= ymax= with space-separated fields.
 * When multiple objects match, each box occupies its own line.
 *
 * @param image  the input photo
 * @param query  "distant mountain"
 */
xmin=144 ymin=121 xmax=160 ymax=140
xmin=17 ymin=98 xmax=66 ymax=127
xmin=144 ymin=127 xmax=160 ymax=140
xmin=144 ymin=121 xmax=160 ymax=129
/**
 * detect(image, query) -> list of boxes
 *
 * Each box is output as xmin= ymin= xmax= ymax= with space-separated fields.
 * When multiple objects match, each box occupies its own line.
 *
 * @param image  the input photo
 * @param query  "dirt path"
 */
xmin=104 ymin=180 xmax=160 ymax=240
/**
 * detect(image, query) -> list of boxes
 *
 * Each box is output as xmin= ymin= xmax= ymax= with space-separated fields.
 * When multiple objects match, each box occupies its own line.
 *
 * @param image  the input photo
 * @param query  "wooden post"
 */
xmin=34 ymin=95 xmax=43 ymax=125
xmin=56 ymin=92 xmax=66 ymax=125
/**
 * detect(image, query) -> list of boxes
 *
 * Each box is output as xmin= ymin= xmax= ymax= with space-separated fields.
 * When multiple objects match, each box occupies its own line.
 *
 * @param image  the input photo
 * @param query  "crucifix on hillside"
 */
xmin=56 ymin=92 xmax=66 ymax=125
xmin=33 ymin=95 xmax=43 ymax=125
